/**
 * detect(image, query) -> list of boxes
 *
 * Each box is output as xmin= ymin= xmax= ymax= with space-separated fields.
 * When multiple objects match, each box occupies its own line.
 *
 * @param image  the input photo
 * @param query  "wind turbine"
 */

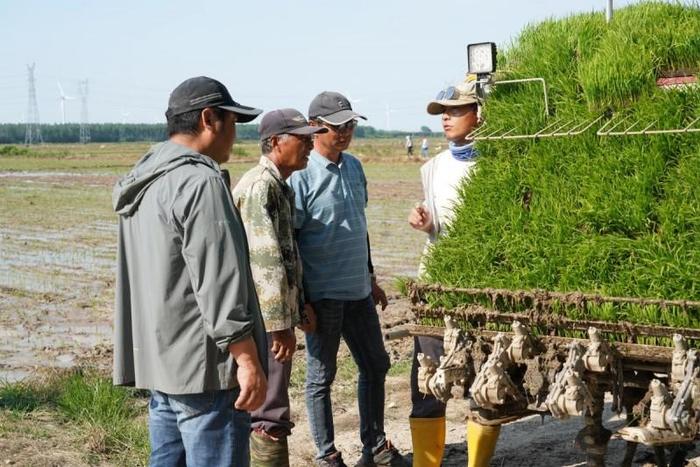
xmin=342 ymin=93 xmax=364 ymax=115
xmin=57 ymin=82 xmax=75 ymax=124
xmin=348 ymin=96 xmax=364 ymax=106
xmin=384 ymin=103 xmax=398 ymax=131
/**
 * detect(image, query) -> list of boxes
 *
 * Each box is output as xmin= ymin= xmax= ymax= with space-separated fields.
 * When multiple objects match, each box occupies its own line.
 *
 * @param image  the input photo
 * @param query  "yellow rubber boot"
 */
xmin=409 ymin=417 xmax=446 ymax=467
xmin=466 ymin=420 xmax=501 ymax=467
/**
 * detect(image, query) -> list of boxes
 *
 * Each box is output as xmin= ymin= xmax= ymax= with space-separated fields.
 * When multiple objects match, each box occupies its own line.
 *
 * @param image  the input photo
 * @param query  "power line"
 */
xmin=24 ymin=63 xmax=43 ymax=145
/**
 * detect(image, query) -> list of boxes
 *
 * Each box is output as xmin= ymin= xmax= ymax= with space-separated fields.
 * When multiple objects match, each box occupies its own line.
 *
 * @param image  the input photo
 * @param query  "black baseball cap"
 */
xmin=165 ymin=76 xmax=262 ymax=123
xmin=259 ymin=108 xmax=328 ymax=140
xmin=308 ymin=91 xmax=367 ymax=125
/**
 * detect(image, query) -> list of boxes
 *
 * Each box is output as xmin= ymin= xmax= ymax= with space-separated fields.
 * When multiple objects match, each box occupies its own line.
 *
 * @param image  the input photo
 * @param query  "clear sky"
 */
xmin=0 ymin=0 xmax=670 ymax=131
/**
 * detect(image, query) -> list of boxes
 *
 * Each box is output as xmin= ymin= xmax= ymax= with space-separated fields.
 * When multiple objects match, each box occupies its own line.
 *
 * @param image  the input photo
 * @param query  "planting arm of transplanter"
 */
xmin=400 ymin=284 xmax=700 ymax=465
xmin=394 ymin=3 xmax=700 ymax=466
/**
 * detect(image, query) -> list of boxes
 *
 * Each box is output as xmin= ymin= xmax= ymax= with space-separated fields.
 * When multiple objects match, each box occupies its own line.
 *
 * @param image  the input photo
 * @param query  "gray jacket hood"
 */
xmin=113 ymin=140 xmax=220 ymax=216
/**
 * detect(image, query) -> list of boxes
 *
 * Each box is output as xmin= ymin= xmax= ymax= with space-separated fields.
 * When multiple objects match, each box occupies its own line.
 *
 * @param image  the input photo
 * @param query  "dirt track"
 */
xmin=2 ymin=166 xmax=700 ymax=466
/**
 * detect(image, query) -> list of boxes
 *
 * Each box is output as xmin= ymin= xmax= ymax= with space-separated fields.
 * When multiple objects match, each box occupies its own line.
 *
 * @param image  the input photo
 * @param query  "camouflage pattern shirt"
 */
xmin=232 ymin=156 xmax=302 ymax=332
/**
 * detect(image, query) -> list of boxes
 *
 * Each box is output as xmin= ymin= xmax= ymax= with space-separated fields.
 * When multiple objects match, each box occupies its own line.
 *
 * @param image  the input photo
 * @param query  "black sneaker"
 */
xmin=317 ymin=451 xmax=348 ymax=467
xmin=353 ymin=452 xmax=374 ymax=467
xmin=354 ymin=441 xmax=407 ymax=467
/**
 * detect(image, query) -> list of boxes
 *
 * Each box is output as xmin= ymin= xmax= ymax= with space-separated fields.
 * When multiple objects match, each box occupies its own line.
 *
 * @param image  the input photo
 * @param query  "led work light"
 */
xmin=467 ymin=42 xmax=497 ymax=75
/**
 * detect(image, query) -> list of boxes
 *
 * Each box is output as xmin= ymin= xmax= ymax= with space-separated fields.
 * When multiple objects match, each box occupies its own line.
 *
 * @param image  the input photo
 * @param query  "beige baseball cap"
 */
xmin=426 ymin=75 xmax=480 ymax=115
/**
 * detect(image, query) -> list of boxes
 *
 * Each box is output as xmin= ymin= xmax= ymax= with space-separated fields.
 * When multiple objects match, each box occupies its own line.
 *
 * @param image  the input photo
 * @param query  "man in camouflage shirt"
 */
xmin=232 ymin=108 xmax=327 ymax=466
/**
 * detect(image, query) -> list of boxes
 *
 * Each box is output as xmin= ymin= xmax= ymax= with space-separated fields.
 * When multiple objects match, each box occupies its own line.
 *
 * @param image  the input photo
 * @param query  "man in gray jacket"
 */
xmin=112 ymin=76 xmax=268 ymax=467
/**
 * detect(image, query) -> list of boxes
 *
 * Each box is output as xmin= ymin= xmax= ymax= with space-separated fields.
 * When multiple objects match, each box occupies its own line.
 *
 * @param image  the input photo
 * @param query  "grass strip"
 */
xmin=0 ymin=369 xmax=149 ymax=465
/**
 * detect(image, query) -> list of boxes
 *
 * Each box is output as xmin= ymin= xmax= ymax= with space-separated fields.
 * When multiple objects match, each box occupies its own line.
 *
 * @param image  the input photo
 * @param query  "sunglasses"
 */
xmin=435 ymin=86 xmax=457 ymax=101
xmin=322 ymin=120 xmax=357 ymax=134
xmin=443 ymin=106 xmax=475 ymax=117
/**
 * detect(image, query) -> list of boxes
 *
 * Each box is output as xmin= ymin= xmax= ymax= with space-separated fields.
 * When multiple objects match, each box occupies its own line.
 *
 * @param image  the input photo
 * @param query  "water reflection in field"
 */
xmin=0 ymin=158 xmax=425 ymax=381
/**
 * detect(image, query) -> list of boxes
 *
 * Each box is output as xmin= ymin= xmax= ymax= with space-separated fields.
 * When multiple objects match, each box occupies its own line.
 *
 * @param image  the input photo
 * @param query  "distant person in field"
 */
xmin=405 ymin=134 xmax=414 ymax=157
xmin=407 ymin=76 xmax=501 ymax=467
xmin=231 ymin=109 xmax=326 ymax=467
xmin=289 ymin=91 xmax=405 ymax=467
xmin=112 ymin=76 xmax=267 ymax=467
xmin=420 ymin=137 xmax=429 ymax=158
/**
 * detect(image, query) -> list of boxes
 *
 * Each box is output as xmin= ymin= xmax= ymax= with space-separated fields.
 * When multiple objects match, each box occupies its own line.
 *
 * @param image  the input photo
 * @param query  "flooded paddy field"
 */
xmin=2 ymin=142 xmax=698 ymax=465
xmin=0 ymin=141 xmax=425 ymax=383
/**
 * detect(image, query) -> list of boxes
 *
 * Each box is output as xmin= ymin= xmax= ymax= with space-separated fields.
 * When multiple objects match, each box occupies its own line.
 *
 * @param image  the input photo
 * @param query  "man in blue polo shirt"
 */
xmin=289 ymin=92 xmax=404 ymax=467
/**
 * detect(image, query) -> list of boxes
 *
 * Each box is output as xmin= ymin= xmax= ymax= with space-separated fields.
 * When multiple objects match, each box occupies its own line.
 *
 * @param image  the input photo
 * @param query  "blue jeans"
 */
xmin=305 ymin=296 xmax=391 ymax=460
xmin=149 ymin=388 xmax=251 ymax=467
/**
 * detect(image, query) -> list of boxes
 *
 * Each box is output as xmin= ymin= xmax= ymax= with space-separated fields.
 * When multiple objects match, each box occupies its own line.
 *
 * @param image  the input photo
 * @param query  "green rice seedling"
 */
xmin=579 ymin=2 xmax=700 ymax=111
xmin=579 ymin=32 xmax=655 ymax=110
xmin=590 ymin=301 xmax=617 ymax=322
xmin=419 ymin=2 xmax=700 ymax=343
xmin=660 ymin=305 xmax=693 ymax=328
xmin=394 ymin=276 xmax=411 ymax=296
xmin=656 ymin=143 xmax=700 ymax=237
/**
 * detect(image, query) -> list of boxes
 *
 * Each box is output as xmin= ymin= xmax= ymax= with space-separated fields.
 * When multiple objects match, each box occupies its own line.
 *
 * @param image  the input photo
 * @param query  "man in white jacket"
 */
xmin=407 ymin=76 xmax=501 ymax=467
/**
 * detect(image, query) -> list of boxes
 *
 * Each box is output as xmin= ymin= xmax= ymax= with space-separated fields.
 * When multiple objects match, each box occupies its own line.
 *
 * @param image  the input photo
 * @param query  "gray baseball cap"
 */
xmin=165 ymin=76 xmax=262 ymax=123
xmin=308 ymin=91 xmax=367 ymax=125
xmin=258 ymin=108 xmax=328 ymax=140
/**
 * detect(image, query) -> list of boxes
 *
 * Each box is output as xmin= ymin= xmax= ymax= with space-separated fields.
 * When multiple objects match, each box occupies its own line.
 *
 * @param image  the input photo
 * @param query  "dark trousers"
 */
xmin=410 ymin=335 xmax=447 ymax=418
xmin=251 ymin=331 xmax=294 ymax=436
xmin=305 ymin=296 xmax=392 ymax=459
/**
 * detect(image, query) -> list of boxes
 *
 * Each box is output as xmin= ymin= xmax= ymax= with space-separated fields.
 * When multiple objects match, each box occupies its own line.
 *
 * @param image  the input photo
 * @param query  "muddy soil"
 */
xmin=2 ymin=168 xmax=700 ymax=466
xmin=289 ymin=296 xmax=700 ymax=466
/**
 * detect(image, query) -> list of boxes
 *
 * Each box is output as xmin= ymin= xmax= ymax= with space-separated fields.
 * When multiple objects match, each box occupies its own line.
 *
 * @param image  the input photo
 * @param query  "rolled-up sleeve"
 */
xmin=179 ymin=175 xmax=255 ymax=351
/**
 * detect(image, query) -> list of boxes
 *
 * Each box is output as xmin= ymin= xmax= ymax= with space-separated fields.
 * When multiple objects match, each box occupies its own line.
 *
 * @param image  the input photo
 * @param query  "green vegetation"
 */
xmin=0 ymin=137 xmax=437 ymax=173
xmin=0 ymin=379 xmax=56 ymax=412
xmin=387 ymin=359 xmax=412 ymax=377
xmin=0 ymin=145 xmax=32 ymax=156
xmin=0 ymin=179 xmax=114 ymax=229
xmin=494 ymin=2 xmax=700 ymax=116
xmin=0 ymin=137 xmax=424 ymax=463
xmin=0 ymin=370 xmax=149 ymax=465
xmin=0 ymin=357 xmax=410 ymax=465
xmin=423 ymin=2 xmax=700 ymax=332
xmin=0 ymin=123 xmax=438 ymax=144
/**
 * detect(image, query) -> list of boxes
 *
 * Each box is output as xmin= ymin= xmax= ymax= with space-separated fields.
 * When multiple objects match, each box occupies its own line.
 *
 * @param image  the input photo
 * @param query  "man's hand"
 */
xmin=270 ymin=328 xmax=296 ymax=362
xmin=371 ymin=276 xmax=388 ymax=311
xmin=298 ymin=303 xmax=317 ymax=334
xmin=228 ymin=336 xmax=267 ymax=411
xmin=408 ymin=204 xmax=433 ymax=233
xmin=234 ymin=358 xmax=267 ymax=411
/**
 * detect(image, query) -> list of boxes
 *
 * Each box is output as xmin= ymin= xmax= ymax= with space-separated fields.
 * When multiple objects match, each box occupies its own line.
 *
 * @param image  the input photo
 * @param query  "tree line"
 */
xmin=0 ymin=123 xmax=436 ymax=144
